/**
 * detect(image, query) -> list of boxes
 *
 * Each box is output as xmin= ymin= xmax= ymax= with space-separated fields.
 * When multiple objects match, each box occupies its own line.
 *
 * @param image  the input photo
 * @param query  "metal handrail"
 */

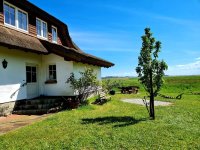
xmin=10 ymin=82 xmax=27 ymax=98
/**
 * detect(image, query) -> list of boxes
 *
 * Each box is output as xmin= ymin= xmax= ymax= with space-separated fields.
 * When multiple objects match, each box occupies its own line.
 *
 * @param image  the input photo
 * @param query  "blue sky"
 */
xmin=30 ymin=0 xmax=200 ymax=77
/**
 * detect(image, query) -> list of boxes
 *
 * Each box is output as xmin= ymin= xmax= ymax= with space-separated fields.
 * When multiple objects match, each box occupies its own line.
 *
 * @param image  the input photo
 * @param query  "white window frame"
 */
xmin=3 ymin=1 xmax=28 ymax=33
xmin=47 ymin=64 xmax=57 ymax=80
xmin=52 ymin=26 xmax=58 ymax=43
xmin=36 ymin=17 xmax=48 ymax=40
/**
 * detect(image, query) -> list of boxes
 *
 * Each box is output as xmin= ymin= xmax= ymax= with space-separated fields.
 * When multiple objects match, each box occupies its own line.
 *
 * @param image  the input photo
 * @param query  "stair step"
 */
xmin=12 ymin=109 xmax=49 ymax=115
xmin=11 ymin=96 xmax=73 ymax=115
xmin=15 ymin=104 xmax=61 ymax=110
xmin=15 ymin=99 xmax=61 ymax=106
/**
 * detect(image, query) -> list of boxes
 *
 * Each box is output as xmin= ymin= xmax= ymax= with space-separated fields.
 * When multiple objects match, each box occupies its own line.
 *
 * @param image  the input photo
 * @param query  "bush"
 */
xmin=102 ymin=79 xmax=121 ymax=94
xmin=66 ymin=68 xmax=100 ymax=105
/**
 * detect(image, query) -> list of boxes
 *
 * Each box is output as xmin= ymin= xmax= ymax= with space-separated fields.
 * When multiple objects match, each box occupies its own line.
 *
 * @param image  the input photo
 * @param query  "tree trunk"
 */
xmin=149 ymin=69 xmax=155 ymax=120
xmin=149 ymin=94 xmax=155 ymax=119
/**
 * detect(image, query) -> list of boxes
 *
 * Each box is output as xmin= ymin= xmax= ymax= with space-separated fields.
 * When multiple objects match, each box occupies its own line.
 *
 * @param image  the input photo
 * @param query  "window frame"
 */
xmin=18 ymin=9 xmax=28 ymax=31
xmin=36 ymin=17 xmax=48 ymax=40
xmin=48 ymin=64 xmax=57 ymax=80
xmin=4 ymin=2 xmax=15 ymax=26
xmin=3 ymin=1 xmax=29 ymax=32
xmin=52 ymin=26 xmax=58 ymax=43
xmin=26 ymin=66 xmax=37 ymax=83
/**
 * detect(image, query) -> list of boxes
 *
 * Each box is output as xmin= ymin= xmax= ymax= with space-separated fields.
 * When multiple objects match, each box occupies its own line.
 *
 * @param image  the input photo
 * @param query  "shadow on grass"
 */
xmin=82 ymin=116 xmax=147 ymax=127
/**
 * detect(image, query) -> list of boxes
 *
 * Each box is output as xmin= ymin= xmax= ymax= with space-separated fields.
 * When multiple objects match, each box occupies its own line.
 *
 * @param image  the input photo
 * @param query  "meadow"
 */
xmin=0 ymin=76 xmax=199 ymax=149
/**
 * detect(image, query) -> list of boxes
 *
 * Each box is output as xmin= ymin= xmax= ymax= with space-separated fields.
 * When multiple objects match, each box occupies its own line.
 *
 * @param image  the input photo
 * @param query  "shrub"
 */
xmin=102 ymin=79 xmax=121 ymax=94
xmin=66 ymin=68 xmax=100 ymax=104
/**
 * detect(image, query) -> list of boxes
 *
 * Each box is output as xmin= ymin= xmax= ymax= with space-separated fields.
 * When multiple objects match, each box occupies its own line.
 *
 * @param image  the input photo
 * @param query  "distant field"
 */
xmin=104 ymin=75 xmax=200 ymax=94
xmin=0 ymin=75 xmax=199 ymax=149
xmin=162 ymin=75 xmax=200 ymax=93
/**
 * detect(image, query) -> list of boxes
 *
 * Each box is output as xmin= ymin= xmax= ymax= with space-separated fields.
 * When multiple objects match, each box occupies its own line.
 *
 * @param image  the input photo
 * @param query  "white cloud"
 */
xmin=177 ymin=60 xmax=200 ymax=70
xmin=166 ymin=58 xmax=200 ymax=75
xmin=102 ymin=71 xmax=137 ymax=77
xmin=196 ymin=57 xmax=200 ymax=60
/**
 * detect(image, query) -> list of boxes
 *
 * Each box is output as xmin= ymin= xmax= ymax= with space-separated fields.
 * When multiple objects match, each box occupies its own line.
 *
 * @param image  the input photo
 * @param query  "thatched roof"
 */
xmin=0 ymin=25 xmax=48 ymax=53
xmin=0 ymin=26 xmax=114 ymax=68
xmin=40 ymin=40 xmax=114 ymax=67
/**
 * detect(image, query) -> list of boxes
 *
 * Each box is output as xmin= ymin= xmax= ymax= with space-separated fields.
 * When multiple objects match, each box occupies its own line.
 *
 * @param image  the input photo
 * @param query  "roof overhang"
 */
xmin=0 ymin=25 xmax=114 ymax=68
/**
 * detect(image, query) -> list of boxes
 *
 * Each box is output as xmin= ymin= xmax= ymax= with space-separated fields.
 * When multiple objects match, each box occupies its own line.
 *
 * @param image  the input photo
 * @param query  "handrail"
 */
xmin=10 ymin=82 xmax=27 ymax=98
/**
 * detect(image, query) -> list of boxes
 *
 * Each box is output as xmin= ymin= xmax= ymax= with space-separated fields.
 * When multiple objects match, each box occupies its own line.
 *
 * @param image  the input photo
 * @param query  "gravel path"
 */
xmin=122 ymin=99 xmax=172 ymax=106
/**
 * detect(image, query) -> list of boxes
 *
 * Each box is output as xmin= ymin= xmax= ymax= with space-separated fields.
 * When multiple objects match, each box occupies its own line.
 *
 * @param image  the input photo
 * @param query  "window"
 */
xmin=49 ymin=65 xmax=57 ymax=80
xmin=42 ymin=22 xmax=47 ymax=38
xmin=36 ymin=19 xmax=41 ymax=36
xmin=4 ymin=3 xmax=15 ymax=26
xmin=3 ymin=2 xmax=28 ymax=31
xmin=52 ymin=26 xmax=57 ymax=43
xmin=18 ymin=10 xmax=27 ymax=30
xmin=26 ymin=66 xmax=37 ymax=83
xmin=36 ymin=18 xmax=47 ymax=39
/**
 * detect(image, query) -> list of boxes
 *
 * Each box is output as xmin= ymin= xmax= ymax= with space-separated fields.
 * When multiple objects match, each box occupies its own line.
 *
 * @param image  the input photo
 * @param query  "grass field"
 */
xmin=108 ymin=75 xmax=200 ymax=93
xmin=0 ymin=76 xmax=199 ymax=149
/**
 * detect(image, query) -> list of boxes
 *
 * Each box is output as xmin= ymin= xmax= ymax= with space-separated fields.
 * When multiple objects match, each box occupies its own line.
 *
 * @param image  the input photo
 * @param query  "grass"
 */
xmin=0 ymin=76 xmax=200 ymax=149
xmin=110 ymin=75 xmax=200 ymax=97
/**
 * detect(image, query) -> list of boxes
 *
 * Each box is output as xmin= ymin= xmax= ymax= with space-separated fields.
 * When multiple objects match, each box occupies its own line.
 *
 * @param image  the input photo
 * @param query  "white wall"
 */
xmin=42 ymin=56 xmax=101 ymax=96
xmin=73 ymin=62 xmax=101 ymax=80
xmin=72 ymin=62 xmax=102 ymax=95
xmin=0 ymin=47 xmax=74 ymax=103
xmin=0 ymin=46 xmax=102 ymax=103
xmin=0 ymin=46 xmax=42 ymax=103
xmin=42 ymin=54 xmax=74 ymax=96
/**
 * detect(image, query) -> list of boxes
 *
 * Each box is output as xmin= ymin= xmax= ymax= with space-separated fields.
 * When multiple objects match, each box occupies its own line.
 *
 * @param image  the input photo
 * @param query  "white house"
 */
xmin=0 ymin=0 xmax=114 ymax=115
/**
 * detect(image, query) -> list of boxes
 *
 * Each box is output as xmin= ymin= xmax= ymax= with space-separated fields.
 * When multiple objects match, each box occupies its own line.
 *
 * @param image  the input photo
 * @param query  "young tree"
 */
xmin=66 ymin=68 xmax=100 ymax=104
xmin=136 ymin=28 xmax=168 ymax=120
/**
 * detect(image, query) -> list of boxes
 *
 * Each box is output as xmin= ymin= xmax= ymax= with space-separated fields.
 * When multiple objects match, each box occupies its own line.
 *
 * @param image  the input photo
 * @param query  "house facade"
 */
xmin=0 ymin=0 xmax=114 ymax=112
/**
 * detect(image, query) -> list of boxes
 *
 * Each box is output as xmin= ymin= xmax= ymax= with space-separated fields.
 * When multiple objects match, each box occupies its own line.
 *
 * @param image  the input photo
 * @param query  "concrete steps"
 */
xmin=12 ymin=97 xmax=65 ymax=115
xmin=12 ymin=109 xmax=49 ymax=115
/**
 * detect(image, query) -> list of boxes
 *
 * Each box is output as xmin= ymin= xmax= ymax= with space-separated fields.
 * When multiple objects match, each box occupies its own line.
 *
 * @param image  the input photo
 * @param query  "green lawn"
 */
xmin=0 ymin=76 xmax=200 ymax=149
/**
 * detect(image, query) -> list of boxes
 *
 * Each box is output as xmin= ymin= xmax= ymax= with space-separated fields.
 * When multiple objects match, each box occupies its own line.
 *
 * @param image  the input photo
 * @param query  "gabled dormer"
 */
xmin=0 ymin=0 xmax=72 ymax=47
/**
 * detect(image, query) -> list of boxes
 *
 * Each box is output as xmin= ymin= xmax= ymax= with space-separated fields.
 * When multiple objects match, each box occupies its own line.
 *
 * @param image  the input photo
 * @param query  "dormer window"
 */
xmin=3 ymin=1 xmax=28 ymax=32
xmin=4 ymin=3 xmax=15 ymax=26
xmin=52 ymin=26 xmax=57 ymax=43
xmin=18 ymin=10 xmax=28 ymax=31
xmin=36 ymin=18 xmax=47 ymax=39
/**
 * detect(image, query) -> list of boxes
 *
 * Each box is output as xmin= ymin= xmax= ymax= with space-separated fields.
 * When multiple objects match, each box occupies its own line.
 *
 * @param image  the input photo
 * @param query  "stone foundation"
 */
xmin=0 ymin=101 xmax=16 ymax=116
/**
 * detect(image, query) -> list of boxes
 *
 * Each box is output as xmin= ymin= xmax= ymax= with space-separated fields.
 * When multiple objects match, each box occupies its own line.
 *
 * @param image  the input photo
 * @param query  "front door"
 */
xmin=26 ymin=65 xmax=39 ymax=99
